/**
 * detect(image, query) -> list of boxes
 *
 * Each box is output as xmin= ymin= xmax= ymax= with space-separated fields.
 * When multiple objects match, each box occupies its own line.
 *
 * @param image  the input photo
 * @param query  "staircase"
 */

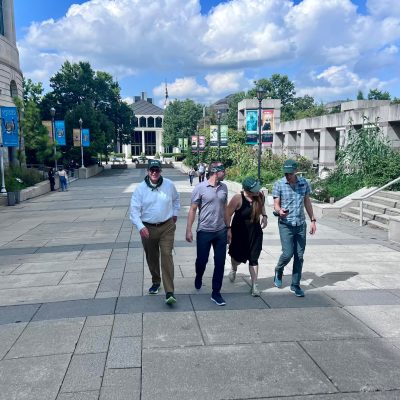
xmin=341 ymin=190 xmax=400 ymax=231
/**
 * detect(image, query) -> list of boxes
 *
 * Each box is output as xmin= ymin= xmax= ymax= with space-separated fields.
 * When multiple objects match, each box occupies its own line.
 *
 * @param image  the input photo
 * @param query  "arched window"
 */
xmin=156 ymin=117 xmax=163 ymax=128
xmin=10 ymin=80 xmax=18 ymax=98
xmin=139 ymin=117 xmax=146 ymax=127
xmin=148 ymin=117 xmax=154 ymax=128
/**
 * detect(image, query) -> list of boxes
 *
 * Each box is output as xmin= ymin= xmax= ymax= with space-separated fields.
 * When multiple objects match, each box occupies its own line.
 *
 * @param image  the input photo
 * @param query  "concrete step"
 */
xmin=340 ymin=210 xmax=371 ymax=223
xmin=369 ymin=195 xmax=397 ymax=208
xmin=380 ymin=190 xmax=400 ymax=201
xmin=367 ymin=219 xmax=389 ymax=231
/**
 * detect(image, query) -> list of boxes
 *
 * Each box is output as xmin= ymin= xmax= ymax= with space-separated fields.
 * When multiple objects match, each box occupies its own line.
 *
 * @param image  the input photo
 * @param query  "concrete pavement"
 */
xmin=0 ymin=165 xmax=400 ymax=399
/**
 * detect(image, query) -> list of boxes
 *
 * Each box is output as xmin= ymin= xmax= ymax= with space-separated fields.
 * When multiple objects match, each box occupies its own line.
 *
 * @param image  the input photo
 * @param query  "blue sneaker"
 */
xmin=274 ymin=272 xmax=283 ymax=288
xmin=148 ymin=283 xmax=160 ymax=294
xmin=211 ymin=292 xmax=226 ymax=306
xmin=290 ymin=285 xmax=305 ymax=297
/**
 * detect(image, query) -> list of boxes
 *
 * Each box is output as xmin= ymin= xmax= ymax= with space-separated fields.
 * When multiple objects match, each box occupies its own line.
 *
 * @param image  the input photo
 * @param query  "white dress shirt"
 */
xmin=130 ymin=178 xmax=180 ymax=231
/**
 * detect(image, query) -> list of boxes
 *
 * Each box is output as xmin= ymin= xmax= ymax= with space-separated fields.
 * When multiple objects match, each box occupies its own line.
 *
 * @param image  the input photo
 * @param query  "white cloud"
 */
xmin=17 ymin=0 xmax=400 ymax=103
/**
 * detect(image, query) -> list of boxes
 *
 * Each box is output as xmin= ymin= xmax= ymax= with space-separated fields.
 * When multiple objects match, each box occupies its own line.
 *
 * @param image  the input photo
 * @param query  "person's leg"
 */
xmin=249 ymin=264 xmax=258 ymax=285
xmin=229 ymin=257 xmax=240 ymax=282
xmin=142 ymin=229 xmax=161 ymax=288
xmin=291 ymin=223 xmax=307 ymax=287
xmin=274 ymin=223 xmax=295 ymax=286
xmin=195 ymin=230 xmax=212 ymax=288
xmin=211 ymin=228 xmax=228 ymax=293
xmin=159 ymin=220 xmax=176 ymax=294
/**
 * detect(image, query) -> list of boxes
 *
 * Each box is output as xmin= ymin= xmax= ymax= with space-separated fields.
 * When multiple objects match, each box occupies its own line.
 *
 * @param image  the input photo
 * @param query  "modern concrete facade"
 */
xmin=273 ymin=100 xmax=400 ymax=172
xmin=125 ymin=92 xmax=164 ymax=157
xmin=0 ymin=0 xmax=23 ymax=166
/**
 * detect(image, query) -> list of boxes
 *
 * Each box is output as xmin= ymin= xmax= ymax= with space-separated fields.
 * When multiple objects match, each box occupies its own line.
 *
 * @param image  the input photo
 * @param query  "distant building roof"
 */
xmin=131 ymin=100 xmax=164 ymax=116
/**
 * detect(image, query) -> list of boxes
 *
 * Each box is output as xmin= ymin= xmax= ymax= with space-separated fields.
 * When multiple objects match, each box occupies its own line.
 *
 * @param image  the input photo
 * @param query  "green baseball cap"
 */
xmin=148 ymin=159 xmax=161 ymax=169
xmin=283 ymin=159 xmax=298 ymax=173
xmin=242 ymin=177 xmax=261 ymax=193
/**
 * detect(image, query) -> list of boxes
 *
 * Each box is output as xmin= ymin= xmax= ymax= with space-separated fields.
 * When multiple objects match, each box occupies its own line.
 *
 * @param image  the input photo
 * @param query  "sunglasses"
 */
xmin=149 ymin=168 xmax=160 ymax=173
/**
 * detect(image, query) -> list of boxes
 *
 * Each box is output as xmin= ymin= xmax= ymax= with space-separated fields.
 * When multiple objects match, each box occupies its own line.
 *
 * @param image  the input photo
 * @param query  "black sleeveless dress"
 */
xmin=228 ymin=192 xmax=263 ymax=266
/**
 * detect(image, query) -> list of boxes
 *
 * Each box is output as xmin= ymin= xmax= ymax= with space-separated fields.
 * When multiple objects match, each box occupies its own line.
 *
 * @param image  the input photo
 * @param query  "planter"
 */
xmin=15 ymin=191 xmax=21 ymax=204
xmin=7 ymin=191 xmax=16 ymax=206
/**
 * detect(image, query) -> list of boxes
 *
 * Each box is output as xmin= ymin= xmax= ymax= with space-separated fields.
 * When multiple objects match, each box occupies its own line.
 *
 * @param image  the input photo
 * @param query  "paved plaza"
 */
xmin=0 ymin=166 xmax=400 ymax=399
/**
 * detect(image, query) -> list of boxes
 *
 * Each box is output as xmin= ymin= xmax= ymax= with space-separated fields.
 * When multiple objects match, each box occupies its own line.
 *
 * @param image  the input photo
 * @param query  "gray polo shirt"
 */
xmin=191 ymin=180 xmax=228 ymax=232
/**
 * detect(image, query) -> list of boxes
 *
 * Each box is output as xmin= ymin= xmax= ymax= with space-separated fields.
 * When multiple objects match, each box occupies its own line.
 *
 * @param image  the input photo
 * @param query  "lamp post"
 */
xmin=196 ymin=123 xmax=200 ymax=163
xmin=256 ymin=89 xmax=265 ymax=182
xmin=79 ymin=118 xmax=84 ymax=168
xmin=0 ymin=118 xmax=7 ymax=194
xmin=50 ymin=107 xmax=57 ymax=171
xmin=217 ymin=110 xmax=221 ymax=161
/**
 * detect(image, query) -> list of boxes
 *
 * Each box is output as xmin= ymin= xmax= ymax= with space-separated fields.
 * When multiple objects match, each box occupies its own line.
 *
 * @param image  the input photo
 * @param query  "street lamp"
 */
xmin=0 ymin=117 xmax=7 ymax=194
xmin=50 ymin=107 xmax=57 ymax=171
xmin=79 ymin=118 xmax=84 ymax=168
xmin=256 ymin=89 xmax=265 ymax=182
xmin=217 ymin=110 xmax=221 ymax=161
xmin=196 ymin=123 xmax=200 ymax=163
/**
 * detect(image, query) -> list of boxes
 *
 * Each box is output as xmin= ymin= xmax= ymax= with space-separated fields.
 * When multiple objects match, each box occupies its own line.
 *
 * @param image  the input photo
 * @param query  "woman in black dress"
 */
xmin=226 ymin=177 xmax=268 ymax=296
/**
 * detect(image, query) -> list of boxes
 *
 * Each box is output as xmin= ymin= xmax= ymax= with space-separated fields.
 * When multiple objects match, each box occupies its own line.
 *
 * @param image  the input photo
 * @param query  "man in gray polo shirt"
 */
xmin=186 ymin=161 xmax=229 ymax=306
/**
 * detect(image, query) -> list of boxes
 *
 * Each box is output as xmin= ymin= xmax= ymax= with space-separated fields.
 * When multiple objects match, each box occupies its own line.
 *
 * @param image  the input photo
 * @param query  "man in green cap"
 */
xmin=130 ymin=159 xmax=180 ymax=305
xmin=272 ymin=159 xmax=317 ymax=297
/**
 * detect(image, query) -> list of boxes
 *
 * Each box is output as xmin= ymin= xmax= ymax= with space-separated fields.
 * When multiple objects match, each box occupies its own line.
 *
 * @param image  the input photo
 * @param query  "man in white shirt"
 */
xmin=130 ymin=160 xmax=180 ymax=305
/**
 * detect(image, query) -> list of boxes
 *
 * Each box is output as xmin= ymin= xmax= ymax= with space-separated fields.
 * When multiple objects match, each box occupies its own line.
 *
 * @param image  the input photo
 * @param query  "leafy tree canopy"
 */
xmin=367 ymin=88 xmax=391 ymax=100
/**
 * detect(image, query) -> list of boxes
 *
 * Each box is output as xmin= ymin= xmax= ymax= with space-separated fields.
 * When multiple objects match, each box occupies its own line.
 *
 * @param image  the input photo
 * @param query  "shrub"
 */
xmin=5 ymin=166 xmax=45 ymax=191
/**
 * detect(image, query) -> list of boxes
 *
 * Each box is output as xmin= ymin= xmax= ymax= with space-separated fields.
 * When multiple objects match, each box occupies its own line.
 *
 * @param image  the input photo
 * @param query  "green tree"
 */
xmin=163 ymin=99 xmax=203 ymax=150
xmin=225 ymin=92 xmax=246 ymax=129
xmin=357 ymin=90 xmax=364 ymax=100
xmin=367 ymin=88 xmax=391 ymax=100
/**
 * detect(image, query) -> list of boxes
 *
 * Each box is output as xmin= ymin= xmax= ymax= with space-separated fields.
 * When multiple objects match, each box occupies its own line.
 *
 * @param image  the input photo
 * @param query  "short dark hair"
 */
xmin=208 ymin=161 xmax=223 ymax=176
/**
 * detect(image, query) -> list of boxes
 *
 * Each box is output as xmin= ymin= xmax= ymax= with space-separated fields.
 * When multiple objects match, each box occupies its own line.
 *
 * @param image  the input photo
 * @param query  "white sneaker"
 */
xmin=251 ymin=284 xmax=260 ymax=297
xmin=228 ymin=270 xmax=236 ymax=282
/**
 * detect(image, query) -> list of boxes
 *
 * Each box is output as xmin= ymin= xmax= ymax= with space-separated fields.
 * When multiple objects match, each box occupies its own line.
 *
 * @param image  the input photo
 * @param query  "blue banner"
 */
xmin=82 ymin=128 xmax=90 ymax=147
xmin=1 ymin=107 xmax=19 ymax=147
xmin=54 ymin=120 xmax=66 ymax=146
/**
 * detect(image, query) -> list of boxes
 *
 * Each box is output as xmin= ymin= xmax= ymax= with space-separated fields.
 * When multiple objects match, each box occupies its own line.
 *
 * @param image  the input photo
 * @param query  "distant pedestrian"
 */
xmin=272 ymin=159 xmax=317 ymax=297
xmin=188 ymin=167 xmax=195 ymax=186
xmin=48 ymin=167 xmax=55 ymax=191
xmin=197 ymin=162 xmax=205 ymax=182
xmin=226 ymin=177 xmax=268 ymax=297
xmin=58 ymin=166 xmax=68 ymax=192
xmin=186 ymin=161 xmax=229 ymax=306
xmin=130 ymin=159 xmax=180 ymax=305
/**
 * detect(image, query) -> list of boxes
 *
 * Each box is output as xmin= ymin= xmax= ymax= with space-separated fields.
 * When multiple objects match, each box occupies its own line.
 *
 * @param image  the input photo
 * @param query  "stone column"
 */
xmin=3 ymin=0 xmax=17 ymax=44
xmin=381 ymin=122 xmax=400 ymax=150
xmin=299 ymin=129 xmax=314 ymax=161
xmin=272 ymin=132 xmax=284 ymax=155
xmin=319 ymin=128 xmax=337 ymax=170
xmin=284 ymin=131 xmax=297 ymax=157
xmin=141 ymin=131 xmax=145 ymax=154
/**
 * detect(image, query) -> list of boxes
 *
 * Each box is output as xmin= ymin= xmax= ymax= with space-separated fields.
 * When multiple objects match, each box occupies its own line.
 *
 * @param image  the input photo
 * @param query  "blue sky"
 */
xmin=14 ymin=0 xmax=400 ymax=106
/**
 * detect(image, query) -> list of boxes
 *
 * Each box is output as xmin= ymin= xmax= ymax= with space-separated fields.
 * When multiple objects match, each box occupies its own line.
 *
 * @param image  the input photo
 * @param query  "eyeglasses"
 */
xmin=149 ymin=168 xmax=160 ymax=173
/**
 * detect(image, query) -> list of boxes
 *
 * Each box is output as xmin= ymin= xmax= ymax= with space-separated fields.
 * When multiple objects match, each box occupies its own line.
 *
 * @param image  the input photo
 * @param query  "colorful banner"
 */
xmin=73 ymin=128 xmax=81 ymax=147
xmin=1 ymin=107 xmax=19 ymax=147
xmin=220 ymin=125 xmax=228 ymax=147
xmin=262 ymin=109 xmax=274 ymax=146
xmin=191 ymin=135 xmax=198 ymax=151
xmin=199 ymin=135 xmax=205 ymax=151
xmin=191 ymin=135 xmax=206 ymax=153
xmin=210 ymin=125 xmax=218 ymax=147
xmin=178 ymin=137 xmax=188 ymax=151
xmin=42 ymin=120 xmax=53 ymax=142
xmin=245 ymin=110 xmax=258 ymax=145
xmin=54 ymin=120 xmax=66 ymax=146
xmin=82 ymin=128 xmax=90 ymax=147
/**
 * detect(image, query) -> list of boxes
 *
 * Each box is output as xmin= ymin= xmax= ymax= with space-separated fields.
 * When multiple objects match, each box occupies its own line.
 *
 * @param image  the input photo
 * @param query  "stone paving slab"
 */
xmin=0 ymin=322 xmax=27 ymax=359
xmin=142 ymin=343 xmax=337 ymax=399
xmin=262 ymin=392 xmax=400 ymax=399
xmin=323 ymin=289 xmax=400 ymax=306
xmin=57 ymin=391 xmax=100 ymax=400
xmin=261 ymin=290 xmax=341 ymax=308
xmin=106 ymin=336 xmax=141 ymax=368
xmin=100 ymin=368 xmax=141 ymax=400
xmin=0 ymin=303 xmax=40 ymax=324
xmin=301 ymin=339 xmax=400 ymax=392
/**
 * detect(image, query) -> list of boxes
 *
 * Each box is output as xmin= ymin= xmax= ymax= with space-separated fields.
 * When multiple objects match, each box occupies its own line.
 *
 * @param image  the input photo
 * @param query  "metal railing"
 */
xmin=353 ymin=176 xmax=400 ymax=226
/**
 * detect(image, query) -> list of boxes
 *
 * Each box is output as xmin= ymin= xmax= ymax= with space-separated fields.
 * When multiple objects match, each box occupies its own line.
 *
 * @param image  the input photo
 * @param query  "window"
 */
xmin=144 ymin=131 xmax=156 ymax=155
xmin=10 ymin=80 xmax=18 ymax=98
xmin=156 ymin=117 xmax=162 ymax=128
xmin=131 ymin=131 xmax=142 ymax=156
xmin=147 ymin=117 xmax=154 ymax=128
xmin=139 ymin=117 xmax=146 ymax=127
xmin=0 ymin=1 xmax=4 ymax=36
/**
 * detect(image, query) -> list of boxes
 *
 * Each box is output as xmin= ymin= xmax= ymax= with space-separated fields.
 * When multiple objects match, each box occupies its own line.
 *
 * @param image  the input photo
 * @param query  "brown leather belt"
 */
xmin=143 ymin=218 xmax=171 ymax=227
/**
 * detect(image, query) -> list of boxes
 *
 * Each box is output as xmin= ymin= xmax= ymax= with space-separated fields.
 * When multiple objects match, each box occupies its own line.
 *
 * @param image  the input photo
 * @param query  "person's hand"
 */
xmin=309 ymin=221 xmax=316 ymax=235
xmin=261 ymin=215 xmax=268 ymax=229
xmin=279 ymin=208 xmax=289 ymax=218
xmin=139 ymin=227 xmax=150 ymax=239
xmin=227 ymin=229 xmax=232 ymax=244
xmin=186 ymin=229 xmax=193 ymax=242
xmin=173 ymin=216 xmax=177 ymax=223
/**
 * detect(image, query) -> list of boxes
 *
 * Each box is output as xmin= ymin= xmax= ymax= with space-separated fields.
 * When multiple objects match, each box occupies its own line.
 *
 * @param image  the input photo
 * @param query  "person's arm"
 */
xmin=186 ymin=203 xmax=198 ymax=242
xmin=130 ymin=187 xmax=149 ymax=239
xmin=171 ymin=183 xmax=180 ymax=223
xmin=225 ymin=194 xmax=241 ymax=243
xmin=304 ymin=194 xmax=316 ymax=234
xmin=260 ymin=192 xmax=268 ymax=229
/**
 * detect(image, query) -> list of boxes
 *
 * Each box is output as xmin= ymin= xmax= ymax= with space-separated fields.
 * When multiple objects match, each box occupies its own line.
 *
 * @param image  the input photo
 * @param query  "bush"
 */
xmin=5 ymin=166 xmax=45 ymax=191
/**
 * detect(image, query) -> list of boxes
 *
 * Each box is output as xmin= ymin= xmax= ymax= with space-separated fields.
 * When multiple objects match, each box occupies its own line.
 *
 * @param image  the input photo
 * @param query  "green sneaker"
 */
xmin=165 ymin=292 xmax=177 ymax=305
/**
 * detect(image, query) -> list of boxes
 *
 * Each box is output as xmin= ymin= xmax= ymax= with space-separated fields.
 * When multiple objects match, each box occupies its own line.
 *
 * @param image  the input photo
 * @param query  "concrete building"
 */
xmin=125 ymin=92 xmax=164 ymax=158
xmin=238 ymin=98 xmax=400 ymax=173
xmin=0 ymin=0 xmax=23 ymax=166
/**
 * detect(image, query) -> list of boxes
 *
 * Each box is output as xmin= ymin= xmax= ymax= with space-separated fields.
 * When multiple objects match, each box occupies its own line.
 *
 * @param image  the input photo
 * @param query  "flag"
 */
xmin=1 ymin=107 xmax=19 ymax=147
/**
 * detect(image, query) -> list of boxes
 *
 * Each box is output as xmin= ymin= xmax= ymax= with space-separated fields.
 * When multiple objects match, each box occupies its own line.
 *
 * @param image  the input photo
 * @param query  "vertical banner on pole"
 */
xmin=73 ymin=129 xmax=81 ymax=147
xmin=82 ymin=129 xmax=90 ymax=147
xmin=183 ymin=138 xmax=188 ymax=150
xmin=220 ymin=125 xmax=228 ymax=147
xmin=54 ymin=120 xmax=66 ymax=146
xmin=1 ymin=107 xmax=19 ymax=147
xmin=42 ymin=121 xmax=53 ymax=142
xmin=261 ymin=109 xmax=274 ymax=146
xmin=191 ymin=135 xmax=198 ymax=153
xmin=245 ymin=110 xmax=258 ymax=145
xmin=210 ymin=125 xmax=218 ymax=147
xmin=199 ymin=136 xmax=205 ymax=152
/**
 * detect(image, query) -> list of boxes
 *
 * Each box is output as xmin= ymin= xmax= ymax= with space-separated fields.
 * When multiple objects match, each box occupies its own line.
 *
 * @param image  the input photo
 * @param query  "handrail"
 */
xmin=352 ymin=176 xmax=400 ymax=226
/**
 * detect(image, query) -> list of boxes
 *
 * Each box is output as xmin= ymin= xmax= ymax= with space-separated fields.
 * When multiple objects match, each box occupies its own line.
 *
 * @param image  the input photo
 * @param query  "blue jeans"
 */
xmin=275 ymin=221 xmax=307 ymax=287
xmin=60 ymin=176 xmax=68 ymax=191
xmin=196 ymin=228 xmax=227 ymax=293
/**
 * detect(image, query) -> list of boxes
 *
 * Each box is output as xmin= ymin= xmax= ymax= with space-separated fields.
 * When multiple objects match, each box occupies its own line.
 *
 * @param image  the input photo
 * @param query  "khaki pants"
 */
xmin=141 ymin=219 xmax=176 ymax=293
